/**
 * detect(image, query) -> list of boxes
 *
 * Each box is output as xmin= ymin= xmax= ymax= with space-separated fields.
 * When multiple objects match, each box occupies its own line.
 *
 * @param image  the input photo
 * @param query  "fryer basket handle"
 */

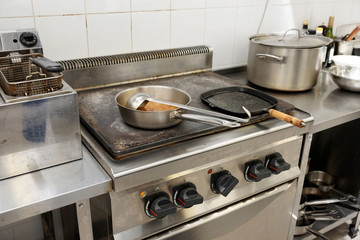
xmin=31 ymin=57 xmax=64 ymax=73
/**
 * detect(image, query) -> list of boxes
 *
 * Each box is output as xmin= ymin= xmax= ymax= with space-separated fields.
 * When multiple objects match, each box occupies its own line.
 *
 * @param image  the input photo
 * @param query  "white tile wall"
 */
xmin=171 ymin=9 xmax=205 ymax=48
xmin=351 ymin=1 xmax=360 ymax=22
xmin=86 ymin=0 xmax=131 ymax=13
xmin=0 ymin=0 xmax=33 ymax=17
xmin=87 ymin=13 xmax=131 ymax=56
xmin=132 ymin=11 xmax=170 ymax=52
xmin=238 ymin=0 xmax=267 ymax=7
xmin=332 ymin=1 xmax=354 ymax=26
xmin=131 ymin=0 xmax=170 ymax=11
xmin=0 ymin=17 xmax=34 ymax=31
xmin=260 ymin=4 xmax=296 ymax=33
xmin=310 ymin=3 xmax=334 ymax=29
xmin=0 ymin=0 xmax=360 ymax=70
xmin=35 ymin=15 xmax=88 ymax=60
xmin=33 ymin=0 xmax=85 ymax=15
xmin=205 ymin=8 xmax=237 ymax=69
xmin=207 ymin=0 xmax=237 ymax=8
xmin=233 ymin=5 xmax=265 ymax=66
xmin=171 ymin=0 xmax=206 ymax=9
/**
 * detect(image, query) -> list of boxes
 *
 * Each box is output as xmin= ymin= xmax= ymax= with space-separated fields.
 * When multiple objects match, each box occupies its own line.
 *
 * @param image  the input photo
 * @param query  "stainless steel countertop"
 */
xmin=224 ymin=70 xmax=360 ymax=133
xmin=0 ymin=146 xmax=111 ymax=227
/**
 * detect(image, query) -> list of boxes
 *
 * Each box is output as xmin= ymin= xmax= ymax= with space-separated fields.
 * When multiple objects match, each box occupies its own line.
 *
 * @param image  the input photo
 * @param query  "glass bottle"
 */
xmin=301 ymin=20 xmax=310 ymax=35
xmin=323 ymin=16 xmax=335 ymax=67
xmin=318 ymin=22 xmax=327 ymax=36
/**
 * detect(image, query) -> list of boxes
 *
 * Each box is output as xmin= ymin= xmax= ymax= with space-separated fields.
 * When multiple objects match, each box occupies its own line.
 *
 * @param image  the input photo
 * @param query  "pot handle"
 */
xmin=173 ymin=112 xmax=240 ymax=128
xmin=303 ymin=197 xmax=349 ymax=207
xmin=280 ymin=28 xmax=302 ymax=40
xmin=256 ymin=53 xmax=284 ymax=62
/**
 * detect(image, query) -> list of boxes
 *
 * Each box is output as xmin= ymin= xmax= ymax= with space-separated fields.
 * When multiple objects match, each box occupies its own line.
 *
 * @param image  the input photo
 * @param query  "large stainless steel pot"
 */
xmin=247 ymin=29 xmax=333 ymax=91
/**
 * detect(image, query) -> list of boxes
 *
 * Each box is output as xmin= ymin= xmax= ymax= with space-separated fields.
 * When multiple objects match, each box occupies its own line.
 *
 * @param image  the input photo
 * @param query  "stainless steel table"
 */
xmin=0 ymin=146 xmax=111 ymax=227
xmin=1 ymin=68 xmax=359 ymax=238
xmin=225 ymin=70 xmax=360 ymax=133
xmin=225 ymin=69 xmax=360 ymax=240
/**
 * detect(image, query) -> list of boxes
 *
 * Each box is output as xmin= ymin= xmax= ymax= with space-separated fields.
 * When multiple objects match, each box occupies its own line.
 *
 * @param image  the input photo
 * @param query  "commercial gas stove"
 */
xmin=61 ymin=46 xmax=313 ymax=240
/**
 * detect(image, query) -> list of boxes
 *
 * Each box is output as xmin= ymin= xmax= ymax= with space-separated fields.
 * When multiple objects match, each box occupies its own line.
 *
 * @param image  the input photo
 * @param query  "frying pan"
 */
xmin=306 ymin=171 xmax=357 ymax=202
xmin=200 ymin=86 xmax=305 ymax=128
xmin=300 ymin=187 xmax=349 ymax=209
xmin=295 ymin=217 xmax=330 ymax=239
xmin=115 ymin=85 xmax=245 ymax=129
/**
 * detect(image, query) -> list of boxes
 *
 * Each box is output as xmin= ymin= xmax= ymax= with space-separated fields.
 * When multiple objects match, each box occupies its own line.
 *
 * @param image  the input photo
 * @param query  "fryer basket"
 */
xmin=0 ymin=53 xmax=63 ymax=96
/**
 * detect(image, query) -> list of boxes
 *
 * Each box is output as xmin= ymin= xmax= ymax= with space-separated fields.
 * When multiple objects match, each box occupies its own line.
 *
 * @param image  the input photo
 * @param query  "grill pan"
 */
xmin=200 ymin=86 xmax=305 ymax=128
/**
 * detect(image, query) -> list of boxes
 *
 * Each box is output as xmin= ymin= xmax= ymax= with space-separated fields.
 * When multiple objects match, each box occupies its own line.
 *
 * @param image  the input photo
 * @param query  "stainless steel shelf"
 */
xmin=294 ymin=205 xmax=359 ymax=240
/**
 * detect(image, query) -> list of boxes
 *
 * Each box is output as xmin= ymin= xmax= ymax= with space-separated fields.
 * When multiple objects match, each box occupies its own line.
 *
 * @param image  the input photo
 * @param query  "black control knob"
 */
xmin=145 ymin=192 xmax=177 ymax=219
xmin=211 ymin=170 xmax=239 ymax=197
xmin=19 ymin=32 xmax=38 ymax=47
xmin=173 ymin=183 xmax=203 ymax=208
xmin=265 ymin=153 xmax=290 ymax=174
xmin=245 ymin=159 xmax=271 ymax=182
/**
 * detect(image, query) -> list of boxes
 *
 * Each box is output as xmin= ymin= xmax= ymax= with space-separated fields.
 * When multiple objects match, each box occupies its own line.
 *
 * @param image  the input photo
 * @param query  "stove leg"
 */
xmin=349 ymin=211 xmax=360 ymax=238
xmin=76 ymin=199 xmax=94 ymax=240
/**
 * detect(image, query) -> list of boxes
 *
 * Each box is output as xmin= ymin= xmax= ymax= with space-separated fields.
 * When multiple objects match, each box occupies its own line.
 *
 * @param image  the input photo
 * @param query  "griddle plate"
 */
xmin=77 ymin=72 xmax=295 ymax=159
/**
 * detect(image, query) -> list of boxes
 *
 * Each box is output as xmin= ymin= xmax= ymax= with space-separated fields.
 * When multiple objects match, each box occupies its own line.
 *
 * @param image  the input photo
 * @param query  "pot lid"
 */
xmin=251 ymin=29 xmax=333 ymax=48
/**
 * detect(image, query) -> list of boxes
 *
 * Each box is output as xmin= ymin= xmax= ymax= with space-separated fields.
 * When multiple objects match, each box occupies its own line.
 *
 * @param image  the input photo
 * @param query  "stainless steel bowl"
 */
xmin=329 ymin=65 xmax=360 ymax=92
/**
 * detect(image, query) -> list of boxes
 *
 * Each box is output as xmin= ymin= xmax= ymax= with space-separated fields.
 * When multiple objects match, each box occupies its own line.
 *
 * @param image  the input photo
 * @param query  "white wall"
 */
xmin=0 ymin=0 xmax=359 ymax=70
xmin=0 ymin=0 xmax=359 ymax=239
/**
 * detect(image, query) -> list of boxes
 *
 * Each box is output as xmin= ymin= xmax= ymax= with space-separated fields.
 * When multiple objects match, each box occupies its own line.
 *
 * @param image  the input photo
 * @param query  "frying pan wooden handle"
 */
xmin=269 ymin=109 xmax=305 ymax=128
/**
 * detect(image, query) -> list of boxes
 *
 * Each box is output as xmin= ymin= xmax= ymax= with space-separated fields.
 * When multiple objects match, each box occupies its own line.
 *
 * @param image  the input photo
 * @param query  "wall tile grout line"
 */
xmin=84 ymin=0 xmax=90 ymax=57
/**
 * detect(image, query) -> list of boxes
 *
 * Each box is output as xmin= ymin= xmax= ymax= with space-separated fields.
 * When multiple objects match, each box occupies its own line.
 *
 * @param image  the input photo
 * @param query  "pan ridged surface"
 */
xmin=77 ymin=72 xmax=294 ymax=159
xmin=207 ymin=92 xmax=272 ymax=114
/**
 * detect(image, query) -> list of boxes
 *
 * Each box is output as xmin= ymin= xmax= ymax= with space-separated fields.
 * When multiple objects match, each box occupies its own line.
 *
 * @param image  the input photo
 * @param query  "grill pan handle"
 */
xmin=31 ymin=57 xmax=64 ymax=73
xmin=268 ymin=109 xmax=305 ymax=128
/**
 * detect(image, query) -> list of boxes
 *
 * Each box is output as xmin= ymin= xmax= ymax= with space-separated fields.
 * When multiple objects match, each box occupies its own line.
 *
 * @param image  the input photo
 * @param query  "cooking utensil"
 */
xmin=306 ymin=170 xmax=357 ymax=202
xmin=334 ymin=39 xmax=354 ymax=55
xmin=247 ymin=29 xmax=333 ymax=91
xmin=0 ymin=53 xmax=63 ymax=96
xmin=295 ymin=217 xmax=330 ymax=239
xmin=31 ymin=56 xmax=64 ymax=72
xmin=299 ymin=207 xmax=342 ymax=221
xmin=126 ymin=92 xmax=251 ymax=123
xmin=200 ymin=86 xmax=305 ymax=128
xmin=115 ymin=85 xmax=246 ymax=129
xmin=345 ymin=26 xmax=360 ymax=42
xmin=300 ymin=187 xmax=349 ymax=209
xmin=327 ymin=65 xmax=360 ymax=92
xmin=299 ymin=208 xmax=339 ymax=217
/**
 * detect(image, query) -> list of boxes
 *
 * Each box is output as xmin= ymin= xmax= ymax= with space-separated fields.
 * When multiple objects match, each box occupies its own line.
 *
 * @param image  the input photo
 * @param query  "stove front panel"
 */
xmin=108 ymin=135 xmax=303 ymax=239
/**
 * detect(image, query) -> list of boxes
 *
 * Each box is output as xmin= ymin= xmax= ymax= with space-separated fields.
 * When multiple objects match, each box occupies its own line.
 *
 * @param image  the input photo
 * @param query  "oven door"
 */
xmin=148 ymin=180 xmax=297 ymax=240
